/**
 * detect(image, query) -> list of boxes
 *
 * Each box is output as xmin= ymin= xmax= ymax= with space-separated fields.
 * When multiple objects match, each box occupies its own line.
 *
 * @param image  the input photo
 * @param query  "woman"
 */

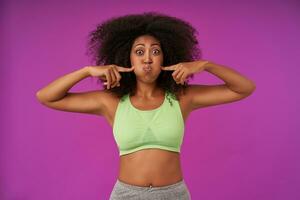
xmin=36 ymin=12 xmax=256 ymax=200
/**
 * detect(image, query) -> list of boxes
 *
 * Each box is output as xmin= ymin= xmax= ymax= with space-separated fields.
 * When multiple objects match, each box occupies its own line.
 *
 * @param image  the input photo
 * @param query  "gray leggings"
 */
xmin=109 ymin=179 xmax=191 ymax=200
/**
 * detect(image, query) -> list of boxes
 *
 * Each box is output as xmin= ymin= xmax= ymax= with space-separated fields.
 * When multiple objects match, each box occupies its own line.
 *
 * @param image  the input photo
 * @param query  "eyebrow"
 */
xmin=134 ymin=43 xmax=161 ymax=47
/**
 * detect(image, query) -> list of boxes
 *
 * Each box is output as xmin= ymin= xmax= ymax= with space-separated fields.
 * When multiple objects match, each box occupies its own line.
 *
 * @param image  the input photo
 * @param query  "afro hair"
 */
xmin=86 ymin=11 xmax=202 ymax=99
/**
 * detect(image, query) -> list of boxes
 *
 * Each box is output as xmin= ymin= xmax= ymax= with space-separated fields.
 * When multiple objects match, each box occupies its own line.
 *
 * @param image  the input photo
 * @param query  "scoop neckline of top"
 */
xmin=128 ymin=91 xmax=167 ymax=112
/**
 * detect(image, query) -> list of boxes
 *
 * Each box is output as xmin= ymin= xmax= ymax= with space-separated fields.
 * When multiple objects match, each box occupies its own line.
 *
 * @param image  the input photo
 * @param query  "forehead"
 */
xmin=132 ymin=35 xmax=160 ymax=46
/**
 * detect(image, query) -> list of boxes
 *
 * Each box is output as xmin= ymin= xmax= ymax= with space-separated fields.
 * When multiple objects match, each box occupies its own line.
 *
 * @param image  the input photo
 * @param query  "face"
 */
xmin=130 ymin=35 xmax=163 ymax=83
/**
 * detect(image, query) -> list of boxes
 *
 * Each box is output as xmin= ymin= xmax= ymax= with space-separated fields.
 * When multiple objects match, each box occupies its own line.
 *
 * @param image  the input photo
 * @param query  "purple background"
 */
xmin=1 ymin=0 xmax=299 ymax=199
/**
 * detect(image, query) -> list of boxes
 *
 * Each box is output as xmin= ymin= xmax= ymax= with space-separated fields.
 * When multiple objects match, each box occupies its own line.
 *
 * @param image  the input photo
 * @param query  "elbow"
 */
xmin=244 ymin=83 xmax=256 ymax=95
xmin=245 ymin=79 xmax=256 ymax=93
xmin=36 ymin=90 xmax=41 ymax=100
xmin=36 ymin=90 xmax=46 ymax=104
xmin=249 ymin=81 xmax=256 ymax=93
xmin=238 ymin=82 xmax=256 ymax=96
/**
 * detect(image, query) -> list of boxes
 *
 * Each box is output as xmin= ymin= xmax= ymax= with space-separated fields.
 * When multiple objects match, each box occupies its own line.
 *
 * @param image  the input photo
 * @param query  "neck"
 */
xmin=135 ymin=81 xmax=163 ymax=98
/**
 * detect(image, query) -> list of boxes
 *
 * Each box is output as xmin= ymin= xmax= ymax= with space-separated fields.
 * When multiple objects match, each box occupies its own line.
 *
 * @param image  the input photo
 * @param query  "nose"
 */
xmin=143 ymin=51 xmax=153 ymax=64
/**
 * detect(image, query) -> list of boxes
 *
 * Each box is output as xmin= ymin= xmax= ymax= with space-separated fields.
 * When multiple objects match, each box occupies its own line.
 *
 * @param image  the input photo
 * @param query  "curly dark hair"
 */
xmin=86 ymin=11 xmax=202 ymax=100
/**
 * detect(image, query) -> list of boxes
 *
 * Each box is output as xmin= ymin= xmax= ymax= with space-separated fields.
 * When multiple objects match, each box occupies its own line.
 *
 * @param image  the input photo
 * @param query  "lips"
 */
xmin=143 ymin=65 xmax=152 ymax=72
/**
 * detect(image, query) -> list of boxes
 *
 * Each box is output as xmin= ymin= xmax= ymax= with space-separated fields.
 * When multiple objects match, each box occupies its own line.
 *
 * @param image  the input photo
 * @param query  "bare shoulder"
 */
xmin=94 ymin=90 xmax=121 ymax=126
xmin=93 ymin=89 xmax=120 ymax=111
xmin=173 ymin=86 xmax=194 ymax=123
xmin=94 ymin=89 xmax=120 ymax=102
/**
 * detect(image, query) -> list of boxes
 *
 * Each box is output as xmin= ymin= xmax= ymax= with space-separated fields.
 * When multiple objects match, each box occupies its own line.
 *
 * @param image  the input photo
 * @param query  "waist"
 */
xmin=118 ymin=149 xmax=183 ymax=187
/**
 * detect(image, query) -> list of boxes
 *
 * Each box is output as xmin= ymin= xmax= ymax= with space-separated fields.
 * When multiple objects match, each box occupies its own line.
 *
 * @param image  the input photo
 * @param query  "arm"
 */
xmin=205 ymin=61 xmax=256 ymax=94
xmin=188 ymin=61 xmax=256 ymax=110
xmin=36 ymin=66 xmax=106 ymax=116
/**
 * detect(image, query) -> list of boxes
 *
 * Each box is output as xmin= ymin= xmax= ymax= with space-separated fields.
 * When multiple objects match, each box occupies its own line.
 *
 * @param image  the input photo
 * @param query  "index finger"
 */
xmin=161 ymin=65 xmax=176 ymax=71
xmin=116 ymin=66 xmax=135 ymax=72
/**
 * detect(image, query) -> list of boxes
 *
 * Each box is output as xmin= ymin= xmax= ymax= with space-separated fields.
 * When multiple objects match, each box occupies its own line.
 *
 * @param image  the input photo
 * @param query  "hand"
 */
xmin=160 ymin=60 xmax=210 ymax=85
xmin=87 ymin=65 xmax=135 ymax=89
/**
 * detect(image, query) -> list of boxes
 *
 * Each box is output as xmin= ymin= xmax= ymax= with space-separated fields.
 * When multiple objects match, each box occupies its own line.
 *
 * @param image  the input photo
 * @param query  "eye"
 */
xmin=134 ymin=49 xmax=161 ymax=56
xmin=153 ymin=49 xmax=161 ymax=55
xmin=135 ymin=49 xmax=143 ymax=55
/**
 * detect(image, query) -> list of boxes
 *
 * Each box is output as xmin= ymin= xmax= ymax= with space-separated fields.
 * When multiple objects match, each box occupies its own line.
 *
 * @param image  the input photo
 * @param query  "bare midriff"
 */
xmin=105 ymin=91 xmax=190 ymax=188
xmin=118 ymin=148 xmax=183 ymax=187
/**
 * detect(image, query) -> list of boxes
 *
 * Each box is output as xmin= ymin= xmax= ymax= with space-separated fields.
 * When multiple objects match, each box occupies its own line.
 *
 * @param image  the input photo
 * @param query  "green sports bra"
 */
xmin=113 ymin=91 xmax=185 ymax=156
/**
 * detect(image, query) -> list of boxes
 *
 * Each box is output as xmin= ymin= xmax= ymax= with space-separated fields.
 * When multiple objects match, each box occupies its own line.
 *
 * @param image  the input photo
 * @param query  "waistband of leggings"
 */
xmin=116 ymin=179 xmax=186 ymax=191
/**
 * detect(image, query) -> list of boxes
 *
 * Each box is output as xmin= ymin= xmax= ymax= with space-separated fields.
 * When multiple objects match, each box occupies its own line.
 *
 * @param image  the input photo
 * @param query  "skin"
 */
xmin=104 ymin=92 xmax=190 ymax=187
xmin=130 ymin=34 xmax=164 ymax=98
xmin=104 ymin=35 xmax=191 ymax=187
xmin=36 ymin=34 xmax=255 ymax=188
